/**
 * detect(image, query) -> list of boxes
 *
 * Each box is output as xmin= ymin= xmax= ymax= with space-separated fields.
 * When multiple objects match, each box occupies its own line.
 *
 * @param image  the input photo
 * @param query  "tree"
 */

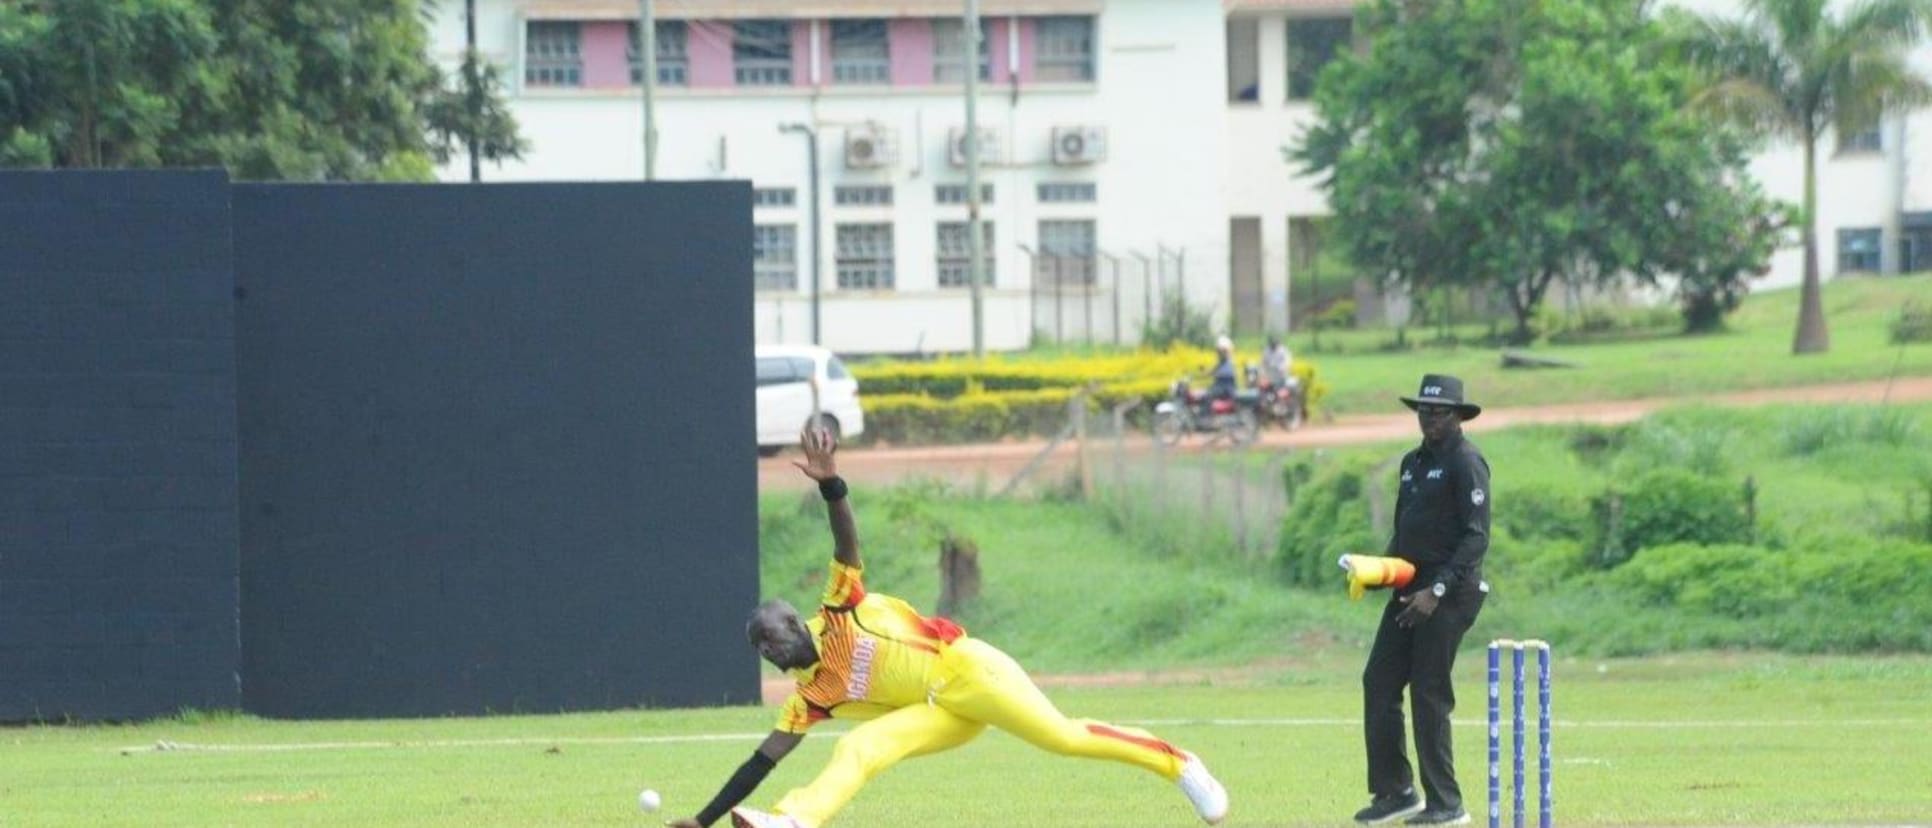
xmin=1672 ymin=0 xmax=1932 ymax=354
xmin=0 ymin=0 xmax=225 ymax=168
xmin=0 ymin=0 xmax=525 ymax=181
xmin=1295 ymin=0 xmax=1790 ymax=344
xmin=422 ymin=0 xmax=528 ymax=181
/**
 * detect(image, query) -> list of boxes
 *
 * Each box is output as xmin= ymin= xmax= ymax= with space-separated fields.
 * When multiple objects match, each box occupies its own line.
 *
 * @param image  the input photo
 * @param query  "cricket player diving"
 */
xmin=666 ymin=425 xmax=1230 ymax=828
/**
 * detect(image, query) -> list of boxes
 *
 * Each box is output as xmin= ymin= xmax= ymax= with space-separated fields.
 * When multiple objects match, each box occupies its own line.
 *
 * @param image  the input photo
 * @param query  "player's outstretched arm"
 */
xmin=673 ymin=731 xmax=804 ymax=827
xmin=792 ymin=424 xmax=860 ymax=568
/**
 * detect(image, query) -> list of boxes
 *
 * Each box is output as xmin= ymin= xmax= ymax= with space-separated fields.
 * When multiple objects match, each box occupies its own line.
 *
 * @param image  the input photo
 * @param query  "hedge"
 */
xmin=850 ymin=349 xmax=1328 ymax=446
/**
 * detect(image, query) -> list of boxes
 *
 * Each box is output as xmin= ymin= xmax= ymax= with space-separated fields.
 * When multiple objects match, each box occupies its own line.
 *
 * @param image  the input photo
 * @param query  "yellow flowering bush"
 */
xmin=852 ymin=348 xmax=1327 ymax=446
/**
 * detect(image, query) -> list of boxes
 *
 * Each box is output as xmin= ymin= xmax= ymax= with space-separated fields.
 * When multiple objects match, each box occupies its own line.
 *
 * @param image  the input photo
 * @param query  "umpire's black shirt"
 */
xmin=1387 ymin=432 xmax=1490 ymax=594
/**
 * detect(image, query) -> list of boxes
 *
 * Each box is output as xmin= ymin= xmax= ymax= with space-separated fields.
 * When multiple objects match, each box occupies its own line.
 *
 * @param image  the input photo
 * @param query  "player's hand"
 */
xmin=663 ymin=819 xmax=701 ymax=828
xmin=1395 ymin=590 xmax=1438 ymax=628
xmin=792 ymin=423 xmax=839 ymax=481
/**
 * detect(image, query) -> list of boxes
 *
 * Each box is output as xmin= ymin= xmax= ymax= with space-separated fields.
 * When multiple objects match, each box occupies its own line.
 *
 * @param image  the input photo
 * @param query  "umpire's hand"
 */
xmin=1395 ymin=590 xmax=1438 ymax=628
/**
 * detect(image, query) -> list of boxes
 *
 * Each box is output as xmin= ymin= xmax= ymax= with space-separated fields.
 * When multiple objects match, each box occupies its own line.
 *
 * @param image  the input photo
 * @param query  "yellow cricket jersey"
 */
xmin=774 ymin=561 xmax=966 ymax=734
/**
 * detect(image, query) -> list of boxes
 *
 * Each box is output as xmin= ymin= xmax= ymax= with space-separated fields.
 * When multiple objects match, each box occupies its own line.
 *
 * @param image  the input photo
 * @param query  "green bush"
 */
xmin=1498 ymin=488 xmax=1591 ymax=543
xmin=1143 ymin=289 xmax=1216 ymax=349
xmin=1782 ymin=408 xmax=1921 ymax=456
xmin=1275 ymin=454 xmax=1385 ymax=588
xmin=1891 ymin=300 xmax=1932 ymax=344
xmin=1597 ymin=539 xmax=1932 ymax=649
xmin=1591 ymin=469 xmax=1751 ymax=566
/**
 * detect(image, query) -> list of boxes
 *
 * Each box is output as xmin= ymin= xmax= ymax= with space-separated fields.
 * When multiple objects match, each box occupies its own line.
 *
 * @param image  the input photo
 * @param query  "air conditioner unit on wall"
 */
xmin=845 ymin=124 xmax=899 ymax=170
xmin=948 ymin=127 xmax=1004 ymax=167
xmin=1051 ymin=125 xmax=1108 ymax=166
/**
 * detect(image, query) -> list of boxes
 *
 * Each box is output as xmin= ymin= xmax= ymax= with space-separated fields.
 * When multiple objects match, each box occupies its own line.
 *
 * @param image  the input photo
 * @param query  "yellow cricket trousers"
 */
xmin=772 ymin=637 xmax=1188 ymax=827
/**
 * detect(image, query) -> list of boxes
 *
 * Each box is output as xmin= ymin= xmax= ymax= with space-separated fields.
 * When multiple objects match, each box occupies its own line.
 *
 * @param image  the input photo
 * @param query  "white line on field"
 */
xmin=115 ymin=717 xmax=1932 ymax=755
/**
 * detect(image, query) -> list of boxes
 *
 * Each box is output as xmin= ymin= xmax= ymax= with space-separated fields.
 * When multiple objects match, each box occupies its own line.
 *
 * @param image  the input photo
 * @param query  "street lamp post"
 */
xmin=779 ymin=123 xmax=823 ymax=345
xmin=639 ymin=0 xmax=658 ymax=180
xmin=964 ymin=0 xmax=986 ymax=356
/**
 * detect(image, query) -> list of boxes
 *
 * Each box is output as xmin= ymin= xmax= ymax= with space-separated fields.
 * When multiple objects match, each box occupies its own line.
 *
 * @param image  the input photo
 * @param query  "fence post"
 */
xmin=1200 ymin=451 xmax=1213 ymax=542
xmin=1111 ymin=256 xmax=1122 ymax=346
xmin=1112 ymin=400 xmax=1139 ymax=503
xmin=1073 ymin=388 xmax=1094 ymax=501
xmin=1055 ymin=257 xmax=1066 ymax=343
xmin=1233 ymin=449 xmax=1248 ymax=557
xmin=1084 ymin=258 xmax=1094 ymax=346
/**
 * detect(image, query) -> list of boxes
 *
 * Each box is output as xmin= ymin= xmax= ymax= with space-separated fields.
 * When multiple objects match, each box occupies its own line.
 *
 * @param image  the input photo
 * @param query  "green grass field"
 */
xmin=4 ymin=653 xmax=1927 ymax=826
xmin=1282 ymin=275 xmax=1932 ymax=415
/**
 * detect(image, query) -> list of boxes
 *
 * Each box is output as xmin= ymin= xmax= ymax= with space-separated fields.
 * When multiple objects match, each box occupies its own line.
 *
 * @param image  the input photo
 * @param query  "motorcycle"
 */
xmin=1245 ymin=364 xmax=1305 ymax=431
xmin=1152 ymin=376 xmax=1261 ymax=446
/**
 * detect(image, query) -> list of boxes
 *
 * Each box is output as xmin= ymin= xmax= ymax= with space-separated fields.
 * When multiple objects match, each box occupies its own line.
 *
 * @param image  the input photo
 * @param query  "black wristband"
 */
xmin=695 ymin=752 xmax=777 ymax=826
xmin=818 ymin=476 xmax=848 ymax=502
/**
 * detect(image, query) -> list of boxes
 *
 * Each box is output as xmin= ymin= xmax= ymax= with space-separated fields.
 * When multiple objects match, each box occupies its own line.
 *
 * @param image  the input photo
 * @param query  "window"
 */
xmin=1227 ymin=17 xmax=1260 ymax=103
xmin=1037 ymin=182 xmax=1097 ymax=203
xmin=525 ymin=22 xmax=583 ymax=87
xmin=756 ymin=357 xmax=804 ymax=386
xmin=629 ymin=21 xmax=688 ymax=86
xmin=1841 ymin=127 xmax=1882 ymax=153
xmin=1036 ymin=17 xmax=1096 ymax=82
xmin=836 ymin=224 xmax=895 ymax=289
xmin=935 ymin=184 xmax=994 ymax=205
xmin=832 ymin=19 xmax=891 ymax=84
xmin=754 ymin=187 xmax=797 ymax=208
xmin=1038 ymin=219 xmax=1096 ymax=285
xmin=754 ymin=225 xmax=798 ymax=291
xmin=937 ymin=222 xmax=996 ymax=288
xmin=1287 ymin=17 xmax=1352 ymax=101
xmin=734 ymin=20 xmax=793 ymax=86
xmin=834 ymin=185 xmax=893 ymax=206
xmin=932 ymin=19 xmax=992 ymax=83
xmin=1838 ymin=228 xmax=1881 ymax=273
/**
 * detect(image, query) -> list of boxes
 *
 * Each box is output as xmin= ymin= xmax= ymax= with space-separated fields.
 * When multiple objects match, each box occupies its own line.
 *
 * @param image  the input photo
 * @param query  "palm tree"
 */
xmin=1676 ymin=0 xmax=1932 ymax=354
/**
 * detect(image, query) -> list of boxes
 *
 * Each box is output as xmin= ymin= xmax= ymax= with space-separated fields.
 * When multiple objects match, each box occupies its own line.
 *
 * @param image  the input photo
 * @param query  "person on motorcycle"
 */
xmin=1210 ymin=336 xmax=1238 ymax=393
xmin=1262 ymin=335 xmax=1293 ymax=388
xmin=1207 ymin=336 xmax=1239 ymax=413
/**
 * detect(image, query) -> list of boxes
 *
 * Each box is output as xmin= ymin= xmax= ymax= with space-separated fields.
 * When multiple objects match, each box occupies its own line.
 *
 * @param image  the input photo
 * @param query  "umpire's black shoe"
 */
xmin=1353 ymin=790 xmax=1424 ymax=825
xmin=1406 ymin=806 xmax=1471 ymax=825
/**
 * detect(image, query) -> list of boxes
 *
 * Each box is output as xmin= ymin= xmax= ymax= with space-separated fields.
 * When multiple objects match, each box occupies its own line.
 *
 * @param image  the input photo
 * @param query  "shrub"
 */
xmin=1590 ymin=469 xmax=1751 ymax=566
xmin=1498 ymin=488 xmax=1592 ymax=543
xmin=1891 ymin=300 xmax=1932 ymax=344
xmin=1142 ymin=289 xmax=1216 ymax=349
xmin=1274 ymin=453 xmax=1386 ymax=589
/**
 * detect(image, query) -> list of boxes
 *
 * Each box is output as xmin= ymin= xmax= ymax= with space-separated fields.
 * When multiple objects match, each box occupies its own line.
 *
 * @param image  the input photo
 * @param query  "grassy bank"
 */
xmin=1290 ymin=274 xmax=1932 ymax=415
xmin=761 ymin=402 xmax=1932 ymax=667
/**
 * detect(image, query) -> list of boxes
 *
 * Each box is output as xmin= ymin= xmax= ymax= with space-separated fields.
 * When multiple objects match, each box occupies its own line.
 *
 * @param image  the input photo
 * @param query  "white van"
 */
xmin=756 ymin=345 xmax=865 ymax=456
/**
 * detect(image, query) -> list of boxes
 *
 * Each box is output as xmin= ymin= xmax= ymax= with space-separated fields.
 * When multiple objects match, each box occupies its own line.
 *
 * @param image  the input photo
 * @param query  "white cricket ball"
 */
xmin=637 ymin=789 xmax=661 ymax=813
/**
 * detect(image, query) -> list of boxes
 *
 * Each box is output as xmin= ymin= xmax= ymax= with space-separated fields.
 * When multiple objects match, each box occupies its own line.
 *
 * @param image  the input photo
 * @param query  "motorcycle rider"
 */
xmin=1262 ymin=335 xmax=1293 ymax=388
xmin=1206 ymin=336 xmax=1239 ymax=416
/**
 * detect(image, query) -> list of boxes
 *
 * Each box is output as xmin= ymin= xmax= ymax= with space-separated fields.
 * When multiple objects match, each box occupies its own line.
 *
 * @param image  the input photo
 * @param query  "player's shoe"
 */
xmin=1177 ymin=751 xmax=1230 ymax=824
xmin=1353 ymin=789 xmax=1425 ymax=824
xmin=729 ymin=807 xmax=807 ymax=828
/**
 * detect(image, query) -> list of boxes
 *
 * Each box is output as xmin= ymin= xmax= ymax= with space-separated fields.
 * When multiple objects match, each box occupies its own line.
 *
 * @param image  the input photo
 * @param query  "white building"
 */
xmin=433 ymin=0 xmax=1230 ymax=355
xmin=429 ymin=0 xmax=1928 ymax=353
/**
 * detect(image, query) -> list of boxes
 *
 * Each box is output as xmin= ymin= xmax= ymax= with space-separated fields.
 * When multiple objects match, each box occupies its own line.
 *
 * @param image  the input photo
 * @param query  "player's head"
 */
xmin=747 ymin=599 xmax=817 ymax=670
xmin=1216 ymin=335 xmax=1233 ymax=354
xmin=1267 ymin=334 xmax=1280 ymax=349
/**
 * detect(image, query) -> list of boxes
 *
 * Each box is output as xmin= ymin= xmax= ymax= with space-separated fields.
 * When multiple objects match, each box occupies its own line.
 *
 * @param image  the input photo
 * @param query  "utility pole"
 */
xmin=639 ymin=0 xmax=658 ymax=180
xmin=964 ymin=0 xmax=986 ymax=357
xmin=465 ymin=0 xmax=480 ymax=182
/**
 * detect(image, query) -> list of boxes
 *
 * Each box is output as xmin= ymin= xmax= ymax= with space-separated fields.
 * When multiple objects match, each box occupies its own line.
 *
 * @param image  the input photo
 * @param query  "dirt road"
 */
xmin=757 ymin=376 xmax=1932 ymax=491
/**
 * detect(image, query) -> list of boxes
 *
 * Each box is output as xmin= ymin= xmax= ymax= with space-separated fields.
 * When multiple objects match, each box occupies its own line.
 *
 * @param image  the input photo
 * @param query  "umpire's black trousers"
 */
xmin=1362 ymin=580 xmax=1486 ymax=810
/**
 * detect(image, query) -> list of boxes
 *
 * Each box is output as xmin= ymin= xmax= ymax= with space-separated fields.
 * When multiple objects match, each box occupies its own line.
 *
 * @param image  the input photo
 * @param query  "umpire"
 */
xmin=1353 ymin=374 xmax=1490 ymax=826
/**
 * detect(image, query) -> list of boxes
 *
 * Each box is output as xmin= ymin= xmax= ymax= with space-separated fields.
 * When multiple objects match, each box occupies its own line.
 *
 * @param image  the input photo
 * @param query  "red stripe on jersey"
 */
xmin=1086 ymin=723 xmax=1183 ymax=758
xmin=917 ymin=616 xmax=965 ymax=644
